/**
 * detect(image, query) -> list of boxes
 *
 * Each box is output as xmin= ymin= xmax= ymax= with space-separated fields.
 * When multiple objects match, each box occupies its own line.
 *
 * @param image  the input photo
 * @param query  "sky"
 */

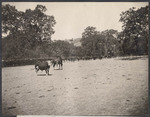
xmin=2 ymin=2 xmax=148 ymax=40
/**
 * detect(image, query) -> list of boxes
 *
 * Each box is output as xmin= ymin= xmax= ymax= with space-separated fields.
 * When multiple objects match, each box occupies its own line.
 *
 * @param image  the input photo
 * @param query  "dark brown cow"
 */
xmin=35 ymin=61 xmax=50 ymax=75
xmin=51 ymin=56 xmax=63 ymax=70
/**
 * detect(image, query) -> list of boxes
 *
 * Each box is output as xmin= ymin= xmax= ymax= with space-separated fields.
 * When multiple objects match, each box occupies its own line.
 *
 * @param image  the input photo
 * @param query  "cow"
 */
xmin=35 ymin=61 xmax=50 ymax=75
xmin=51 ymin=56 xmax=63 ymax=70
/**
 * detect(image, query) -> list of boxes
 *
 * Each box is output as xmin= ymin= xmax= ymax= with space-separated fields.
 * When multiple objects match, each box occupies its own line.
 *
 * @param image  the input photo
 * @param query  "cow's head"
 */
xmin=35 ymin=65 xmax=39 ymax=73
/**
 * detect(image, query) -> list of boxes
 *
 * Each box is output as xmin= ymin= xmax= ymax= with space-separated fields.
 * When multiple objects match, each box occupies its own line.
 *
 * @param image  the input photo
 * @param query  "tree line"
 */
xmin=2 ymin=4 xmax=148 ymax=62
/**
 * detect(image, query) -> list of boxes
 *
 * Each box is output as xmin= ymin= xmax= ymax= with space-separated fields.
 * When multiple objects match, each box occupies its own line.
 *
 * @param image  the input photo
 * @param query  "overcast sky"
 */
xmin=3 ymin=2 xmax=148 ymax=40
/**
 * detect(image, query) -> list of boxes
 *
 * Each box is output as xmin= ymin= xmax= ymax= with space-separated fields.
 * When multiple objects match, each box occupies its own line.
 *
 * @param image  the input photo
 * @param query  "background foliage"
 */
xmin=2 ymin=4 xmax=149 ymax=62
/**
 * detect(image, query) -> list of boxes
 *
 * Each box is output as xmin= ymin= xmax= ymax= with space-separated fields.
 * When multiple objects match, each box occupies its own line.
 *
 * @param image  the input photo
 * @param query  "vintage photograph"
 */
xmin=2 ymin=2 xmax=149 ymax=116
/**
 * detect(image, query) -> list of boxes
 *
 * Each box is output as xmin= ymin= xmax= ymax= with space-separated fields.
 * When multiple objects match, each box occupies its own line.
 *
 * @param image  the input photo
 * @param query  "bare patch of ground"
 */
xmin=2 ymin=57 xmax=148 ymax=115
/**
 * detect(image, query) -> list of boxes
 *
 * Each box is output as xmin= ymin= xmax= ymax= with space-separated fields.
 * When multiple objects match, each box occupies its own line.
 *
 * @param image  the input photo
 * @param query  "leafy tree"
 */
xmin=2 ymin=4 xmax=56 ymax=60
xmin=50 ymin=40 xmax=74 ymax=58
xmin=23 ymin=5 xmax=56 ymax=42
xmin=82 ymin=26 xmax=100 ymax=39
xmin=2 ymin=4 xmax=23 ymax=35
xmin=81 ymin=26 xmax=101 ymax=57
xmin=119 ymin=6 xmax=148 ymax=55
xmin=81 ymin=27 xmax=121 ymax=58
xmin=101 ymin=29 xmax=121 ymax=57
xmin=76 ymin=46 xmax=84 ymax=58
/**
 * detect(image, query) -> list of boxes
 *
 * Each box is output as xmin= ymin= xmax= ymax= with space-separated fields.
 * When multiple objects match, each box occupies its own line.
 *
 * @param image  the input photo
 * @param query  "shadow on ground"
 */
xmin=54 ymin=69 xmax=63 ymax=70
xmin=37 ymin=74 xmax=52 ymax=76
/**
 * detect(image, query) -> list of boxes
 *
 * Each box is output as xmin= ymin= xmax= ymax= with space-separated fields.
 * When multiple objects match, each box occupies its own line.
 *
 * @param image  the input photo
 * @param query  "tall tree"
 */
xmin=81 ymin=27 xmax=121 ymax=58
xmin=23 ymin=5 xmax=56 ymax=42
xmin=81 ymin=26 xmax=100 ymax=57
xmin=119 ymin=6 xmax=148 ymax=55
xmin=101 ymin=29 xmax=120 ymax=57
xmin=2 ymin=4 xmax=56 ymax=59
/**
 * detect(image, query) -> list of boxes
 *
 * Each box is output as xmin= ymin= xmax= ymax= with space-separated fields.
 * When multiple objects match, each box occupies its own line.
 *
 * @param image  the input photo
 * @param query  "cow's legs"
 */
xmin=47 ymin=68 xmax=50 ymax=75
xmin=45 ymin=70 xmax=47 ymax=75
xmin=59 ymin=64 xmax=60 ymax=69
xmin=45 ymin=69 xmax=49 ymax=75
xmin=45 ymin=69 xmax=48 ymax=75
xmin=53 ymin=63 xmax=55 ymax=68
xmin=61 ymin=64 xmax=63 ymax=70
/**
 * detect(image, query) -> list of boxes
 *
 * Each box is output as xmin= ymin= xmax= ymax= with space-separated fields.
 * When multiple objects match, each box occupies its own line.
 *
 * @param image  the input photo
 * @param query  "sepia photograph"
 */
xmin=1 ymin=2 xmax=149 ymax=116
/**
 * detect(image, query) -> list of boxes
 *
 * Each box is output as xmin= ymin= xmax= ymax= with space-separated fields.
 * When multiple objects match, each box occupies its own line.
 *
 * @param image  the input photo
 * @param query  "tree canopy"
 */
xmin=2 ymin=4 xmax=56 ymax=59
xmin=81 ymin=26 xmax=121 ymax=58
xmin=119 ymin=6 xmax=148 ymax=55
xmin=2 ymin=4 xmax=148 ymax=62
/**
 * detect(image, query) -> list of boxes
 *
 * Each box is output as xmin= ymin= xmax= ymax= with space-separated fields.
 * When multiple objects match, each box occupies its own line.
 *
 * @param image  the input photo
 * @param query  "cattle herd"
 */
xmin=34 ymin=56 xmax=104 ymax=75
xmin=35 ymin=56 xmax=63 ymax=75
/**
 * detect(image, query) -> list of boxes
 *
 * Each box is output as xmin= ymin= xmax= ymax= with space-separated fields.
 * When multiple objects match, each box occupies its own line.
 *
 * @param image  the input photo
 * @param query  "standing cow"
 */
xmin=51 ymin=56 xmax=63 ymax=70
xmin=35 ymin=61 xmax=50 ymax=75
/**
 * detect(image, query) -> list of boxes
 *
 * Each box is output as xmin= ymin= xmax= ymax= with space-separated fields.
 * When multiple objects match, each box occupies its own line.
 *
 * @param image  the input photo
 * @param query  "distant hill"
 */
xmin=65 ymin=38 xmax=82 ymax=47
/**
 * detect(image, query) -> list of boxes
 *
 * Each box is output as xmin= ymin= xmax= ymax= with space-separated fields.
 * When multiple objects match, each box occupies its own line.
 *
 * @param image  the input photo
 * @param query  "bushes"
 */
xmin=2 ymin=58 xmax=53 ymax=67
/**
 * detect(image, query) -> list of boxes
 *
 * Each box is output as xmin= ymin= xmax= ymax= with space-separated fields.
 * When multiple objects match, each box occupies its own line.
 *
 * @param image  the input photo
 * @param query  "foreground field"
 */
xmin=2 ymin=57 xmax=148 ymax=115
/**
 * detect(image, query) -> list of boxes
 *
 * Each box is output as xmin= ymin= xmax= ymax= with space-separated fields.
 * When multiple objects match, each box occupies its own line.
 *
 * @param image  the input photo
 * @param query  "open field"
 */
xmin=2 ymin=56 xmax=148 ymax=116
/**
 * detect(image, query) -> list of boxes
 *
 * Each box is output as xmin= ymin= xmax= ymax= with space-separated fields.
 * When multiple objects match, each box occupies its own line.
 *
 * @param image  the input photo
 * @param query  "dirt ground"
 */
xmin=2 ymin=56 xmax=148 ymax=116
